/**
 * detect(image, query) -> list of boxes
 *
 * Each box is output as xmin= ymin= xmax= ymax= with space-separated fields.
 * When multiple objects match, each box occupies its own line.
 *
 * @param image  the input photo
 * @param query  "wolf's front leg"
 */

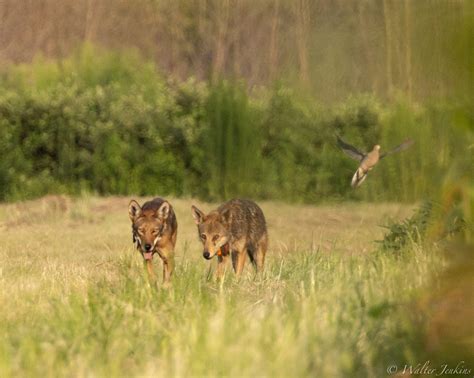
xmin=144 ymin=260 xmax=156 ymax=283
xmin=233 ymin=249 xmax=247 ymax=277
xmin=216 ymin=254 xmax=229 ymax=279
xmin=159 ymin=248 xmax=174 ymax=287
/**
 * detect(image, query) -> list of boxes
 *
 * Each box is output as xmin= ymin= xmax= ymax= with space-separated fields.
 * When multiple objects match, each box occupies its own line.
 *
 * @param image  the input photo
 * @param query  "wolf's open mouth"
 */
xmin=143 ymin=251 xmax=153 ymax=261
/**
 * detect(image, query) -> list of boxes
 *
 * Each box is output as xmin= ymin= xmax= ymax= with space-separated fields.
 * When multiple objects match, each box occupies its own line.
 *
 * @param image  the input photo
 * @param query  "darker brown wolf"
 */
xmin=128 ymin=198 xmax=177 ymax=285
xmin=191 ymin=199 xmax=268 ymax=278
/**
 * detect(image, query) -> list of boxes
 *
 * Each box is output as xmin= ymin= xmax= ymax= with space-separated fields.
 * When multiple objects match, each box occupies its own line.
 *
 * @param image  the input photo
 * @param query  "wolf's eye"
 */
xmin=138 ymin=228 xmax=145 ymax=235
xmin=212 ymin=234 xmax=220 ymax=242
xmin=200 ymin=234 xmax=206 ymax=240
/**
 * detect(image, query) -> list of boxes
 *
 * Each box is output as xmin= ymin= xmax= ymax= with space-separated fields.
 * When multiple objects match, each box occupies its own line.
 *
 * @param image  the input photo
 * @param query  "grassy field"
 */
xmin=0 ymin=196 xmax=448 ymax=377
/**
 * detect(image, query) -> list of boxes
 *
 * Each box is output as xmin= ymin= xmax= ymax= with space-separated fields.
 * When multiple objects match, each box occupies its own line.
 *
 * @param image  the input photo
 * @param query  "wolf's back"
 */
xmin=218 ymin=199 xmax=267 ymax=245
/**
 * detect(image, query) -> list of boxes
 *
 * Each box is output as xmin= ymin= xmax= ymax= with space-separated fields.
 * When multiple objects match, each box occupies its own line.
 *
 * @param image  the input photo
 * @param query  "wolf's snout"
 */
xmin=144 ymin=243 xmax=152 ymax=251
xmin=203 ymin=251 xmax=211 ymax=260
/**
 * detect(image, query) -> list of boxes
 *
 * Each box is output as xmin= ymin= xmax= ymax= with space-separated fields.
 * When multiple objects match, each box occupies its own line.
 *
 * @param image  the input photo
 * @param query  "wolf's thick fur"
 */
xmin=128 ymin=198 xmax=177 ymax=285
xmin=191 ymin=199 xmax=268 ymax=278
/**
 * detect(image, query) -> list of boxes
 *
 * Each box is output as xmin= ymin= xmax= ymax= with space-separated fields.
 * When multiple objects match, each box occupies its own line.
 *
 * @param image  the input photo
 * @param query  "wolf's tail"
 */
xmin=351 ymin=167 xmax=367 ymax=188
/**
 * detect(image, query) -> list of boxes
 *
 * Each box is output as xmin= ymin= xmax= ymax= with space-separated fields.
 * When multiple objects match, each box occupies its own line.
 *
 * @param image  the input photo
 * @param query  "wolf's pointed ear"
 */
xmin=157 ymin=201 xmax=170 ymax=220
xmin=191 ymin=205 xmax=205 ymax=224
xmin=128 ymin=200 xmax=142 ymax=221
xmin=220 ymin=208 xmax=232 ymax=223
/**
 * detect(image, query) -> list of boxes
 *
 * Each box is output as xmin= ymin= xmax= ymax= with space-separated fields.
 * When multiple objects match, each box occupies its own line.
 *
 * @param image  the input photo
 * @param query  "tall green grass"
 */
xmin=204 ymin=81 xmax=262 ymax=199
xmin=0 ymin=244 xmax=446 ymax=377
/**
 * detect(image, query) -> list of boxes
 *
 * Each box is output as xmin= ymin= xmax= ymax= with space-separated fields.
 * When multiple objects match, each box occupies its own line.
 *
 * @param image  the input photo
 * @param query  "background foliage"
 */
xmin=0 ymin=45 xmax=472 ymax=202
xmin=0 ymin=1 xmax=472 ymax=203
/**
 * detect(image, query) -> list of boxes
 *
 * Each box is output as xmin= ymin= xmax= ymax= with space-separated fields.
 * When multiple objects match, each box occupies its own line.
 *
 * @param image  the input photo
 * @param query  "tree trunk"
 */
xmin=357 ymin=1 xmax=375 ymax=93
xmin=404 ymin=0 xmax=413 ymax=101
xmin=383 ymin=0 xmax=394 ymax=98
xmin=84 ymin=0 xmax=95 ymax=41
xmin=197 ymin=0 xmax=208 ymax=79
xmin=269 ymin=0 xmax=280 ymax=81
xmin=295 ymin=0 xmax=310 ymax=85
xmin=212 ymin=0 xmax=230 ymax=81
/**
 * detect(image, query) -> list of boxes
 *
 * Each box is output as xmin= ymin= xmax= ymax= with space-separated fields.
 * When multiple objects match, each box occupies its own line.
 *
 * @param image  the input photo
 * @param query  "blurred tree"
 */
xmin=0 ymin=0 xmax=471 ymax=104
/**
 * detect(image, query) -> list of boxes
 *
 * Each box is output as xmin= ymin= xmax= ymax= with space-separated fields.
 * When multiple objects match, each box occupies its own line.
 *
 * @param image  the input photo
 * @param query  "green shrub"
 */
xmin=204 ymin=81 xmax=262 ymax=200
xmin=0 ymin=45 xmax=471 ymax=203
xmin=379 ymin=201 xmax=433 ymax=251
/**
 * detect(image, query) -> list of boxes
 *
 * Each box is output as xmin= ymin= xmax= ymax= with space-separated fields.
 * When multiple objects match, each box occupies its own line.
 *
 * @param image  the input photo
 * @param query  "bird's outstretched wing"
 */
xmin=380 ymin=139 xmax=414 ymax=159
xmin=336 ymin=136 xmax=366 ymax=161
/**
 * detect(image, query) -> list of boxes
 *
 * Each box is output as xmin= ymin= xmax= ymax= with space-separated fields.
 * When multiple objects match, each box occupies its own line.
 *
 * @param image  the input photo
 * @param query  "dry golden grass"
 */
xmin=0 ymin=195 xmax=413 ymax=308
xmin=3 ymin=196 xmax=442 ymax=377
xmin=0 ymin=195 xmax=414 ymax=250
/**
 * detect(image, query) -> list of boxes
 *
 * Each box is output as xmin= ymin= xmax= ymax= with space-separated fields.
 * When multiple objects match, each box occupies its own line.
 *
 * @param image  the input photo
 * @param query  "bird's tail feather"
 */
xmin=351 ymin=168 xmax=367 ymax=188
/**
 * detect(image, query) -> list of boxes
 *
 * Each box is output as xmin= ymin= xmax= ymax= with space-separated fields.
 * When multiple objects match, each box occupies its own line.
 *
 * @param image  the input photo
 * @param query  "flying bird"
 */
xmin=336 ymin=135 xmax=414 ymax=188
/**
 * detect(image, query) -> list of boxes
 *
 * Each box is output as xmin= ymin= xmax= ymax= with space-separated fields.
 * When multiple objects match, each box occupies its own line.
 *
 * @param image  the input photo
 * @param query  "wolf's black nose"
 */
xmin=203 ymin=251 xmax=210 ymax=259
xmin=144 ymin=244 xmax=152 ymax=251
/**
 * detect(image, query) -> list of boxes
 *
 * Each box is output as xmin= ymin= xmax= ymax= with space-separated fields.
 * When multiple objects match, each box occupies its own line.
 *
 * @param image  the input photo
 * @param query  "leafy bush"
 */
xmin=0 ymin=45 xmax=471 ymax=202
xmin=380 ymin=191 xmax=469 ymax=252
xmin=379 ymin=202 xmax=433 ymax=251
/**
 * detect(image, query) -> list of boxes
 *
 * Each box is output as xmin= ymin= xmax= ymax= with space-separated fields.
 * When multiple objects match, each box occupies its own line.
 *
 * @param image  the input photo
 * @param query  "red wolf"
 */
xmin=191 ymin=199 xmax=268 ymax=278
xmin=128 ymin=198 xmax=177 ymax=285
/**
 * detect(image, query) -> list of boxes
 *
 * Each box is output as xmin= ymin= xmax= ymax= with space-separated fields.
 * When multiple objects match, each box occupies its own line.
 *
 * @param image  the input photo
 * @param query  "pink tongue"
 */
xmin=144 ymin=252 xmax=153 ymax=261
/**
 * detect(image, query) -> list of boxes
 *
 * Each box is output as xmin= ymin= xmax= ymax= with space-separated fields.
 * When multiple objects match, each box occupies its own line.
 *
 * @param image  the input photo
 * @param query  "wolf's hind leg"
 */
xmin=231 ymin=250 xmax=239 ymax=272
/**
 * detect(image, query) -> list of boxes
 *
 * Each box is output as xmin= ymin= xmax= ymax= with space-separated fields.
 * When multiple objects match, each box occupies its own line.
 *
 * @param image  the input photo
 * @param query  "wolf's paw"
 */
xmin=162 ymin=281 xmax=172 ymax=289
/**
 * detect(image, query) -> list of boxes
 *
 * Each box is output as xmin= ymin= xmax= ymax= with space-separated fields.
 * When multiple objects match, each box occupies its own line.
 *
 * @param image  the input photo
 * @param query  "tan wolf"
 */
xmin=128 ymin=198 xmax=177 ymax=285
xmin=191 ymin=199 xmax=268 ymax=278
